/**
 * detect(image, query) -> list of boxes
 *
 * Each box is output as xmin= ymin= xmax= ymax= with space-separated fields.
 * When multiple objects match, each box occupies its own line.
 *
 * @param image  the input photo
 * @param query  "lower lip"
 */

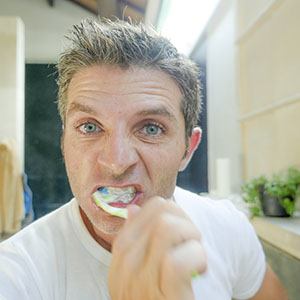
xmin=108 ymin=192 xmax=142 ymax=208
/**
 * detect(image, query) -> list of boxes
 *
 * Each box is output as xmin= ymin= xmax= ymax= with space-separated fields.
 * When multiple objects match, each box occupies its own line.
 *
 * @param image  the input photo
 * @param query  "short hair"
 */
xmin=57 ymin=18 xmax=201 ymax=137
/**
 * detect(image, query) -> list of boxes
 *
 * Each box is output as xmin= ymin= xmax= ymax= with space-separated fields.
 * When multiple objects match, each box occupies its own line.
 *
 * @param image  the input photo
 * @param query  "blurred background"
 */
xmin=0 ymin=0 xmax=299 ymax=299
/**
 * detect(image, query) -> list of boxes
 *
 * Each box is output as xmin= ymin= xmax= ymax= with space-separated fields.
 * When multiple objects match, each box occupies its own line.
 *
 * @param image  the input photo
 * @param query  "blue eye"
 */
xmin=143 ymin=124 xmax=163 ymax=136
xmin=79 ymin=122 xmax=100 ymax=134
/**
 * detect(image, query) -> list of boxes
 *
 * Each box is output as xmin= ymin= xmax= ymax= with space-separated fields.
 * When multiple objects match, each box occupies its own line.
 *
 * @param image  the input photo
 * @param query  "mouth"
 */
xmin=92 ymin=186 xmax=139 ymax=219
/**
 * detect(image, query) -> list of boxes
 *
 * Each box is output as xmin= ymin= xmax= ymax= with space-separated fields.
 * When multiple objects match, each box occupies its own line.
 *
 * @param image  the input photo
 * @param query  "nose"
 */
xmin=96 ymin=131 xmax=139 ymax=177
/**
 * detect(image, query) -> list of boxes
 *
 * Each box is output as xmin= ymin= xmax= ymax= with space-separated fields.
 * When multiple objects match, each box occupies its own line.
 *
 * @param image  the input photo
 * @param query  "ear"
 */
xmin=179 ymin=127 xmax=202 ymax=171
xmin=60 ymin=128 xmax=65 ymax=160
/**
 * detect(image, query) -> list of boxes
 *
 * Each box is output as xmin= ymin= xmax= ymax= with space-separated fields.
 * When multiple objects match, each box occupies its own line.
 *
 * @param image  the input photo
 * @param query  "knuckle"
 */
xmin=147 ymin=196 xmax=165 ymax=208
xmin=192 ymin=240 xmax=207 ymax=272
xmin=193 ymin=228 xmax=202 ymax=242
xmin=153 ymin=213 xmax=176 ymax=237
xmin=145 ymin=196 xmax=176 ymax=215
xmin=162 ymin=251 xmax=183 ymax=276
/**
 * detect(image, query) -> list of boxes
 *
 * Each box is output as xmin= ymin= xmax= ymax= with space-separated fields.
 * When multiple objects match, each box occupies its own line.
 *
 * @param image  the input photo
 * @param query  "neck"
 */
xmin=79 ymin=207 xmax=112 ymax=252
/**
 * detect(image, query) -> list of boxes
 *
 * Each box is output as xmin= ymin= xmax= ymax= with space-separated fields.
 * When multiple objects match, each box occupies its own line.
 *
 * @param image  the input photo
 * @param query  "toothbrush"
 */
xmin=93 ymin=190 xmax=128 ymax=219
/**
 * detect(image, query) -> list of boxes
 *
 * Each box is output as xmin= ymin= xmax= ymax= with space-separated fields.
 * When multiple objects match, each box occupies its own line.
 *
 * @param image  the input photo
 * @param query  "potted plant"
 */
xmin=241 ymin=167 xmax=300 ymax=217
xmin=241 ymin=176 xmax=267 ymax=217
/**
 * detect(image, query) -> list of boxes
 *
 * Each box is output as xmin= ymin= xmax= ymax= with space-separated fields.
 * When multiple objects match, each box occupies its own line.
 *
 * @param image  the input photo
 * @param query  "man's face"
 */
xmin=63 ymin=65 xmax=199 ymax=244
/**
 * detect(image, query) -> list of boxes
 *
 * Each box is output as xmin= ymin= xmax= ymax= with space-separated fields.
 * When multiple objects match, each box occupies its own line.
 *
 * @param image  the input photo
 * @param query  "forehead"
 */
xmin=67 ymin=65 xmax=183 ymax=110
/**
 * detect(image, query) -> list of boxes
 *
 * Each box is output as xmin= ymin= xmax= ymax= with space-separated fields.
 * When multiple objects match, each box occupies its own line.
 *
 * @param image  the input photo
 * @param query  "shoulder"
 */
xmin=174 ymin=186 xmax=245 ymax=228
xmin=174 ymin=186 xmax=260 ymax=260
xmin=174 ymin=187 xmax=266 ymax=299
xmin=0 ymin=199 xmax=75 ymax=265
xmin=0 ymin=199 xmax=76 ymax=298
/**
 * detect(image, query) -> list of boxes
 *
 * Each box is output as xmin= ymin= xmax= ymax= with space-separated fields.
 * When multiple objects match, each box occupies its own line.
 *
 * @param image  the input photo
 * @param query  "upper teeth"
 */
xmin=95 ymin=186 xmax=136 ymax=204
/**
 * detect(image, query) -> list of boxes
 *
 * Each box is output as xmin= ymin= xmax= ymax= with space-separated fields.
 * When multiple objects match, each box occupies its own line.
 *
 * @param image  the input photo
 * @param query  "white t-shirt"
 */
xmin=0 ymin=187 xmax=266 ymax=300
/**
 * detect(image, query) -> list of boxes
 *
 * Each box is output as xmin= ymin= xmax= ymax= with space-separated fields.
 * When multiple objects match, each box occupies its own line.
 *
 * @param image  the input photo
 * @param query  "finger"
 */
xmin=132 ymin=213 xmax=202 ymax=295
xmin=110 ymin=200 xmax=163 ymax=272
xmin=142 ymin=214 xmax=202 ymax=295
xmin=113 ymin=197 xmax=183 ymax=253
xmin=111 ymin=197 xmax=198 ymax=272
xmin=111 ymin=197 xmax=191 ymax=282
xmin=145 ymin=213 xmax=201 ymax=266
xmin=149 ymin=212 xmax=201 ymax=248
xmin=130 ymin=197 xmax=190 ymax=236
xmin=160 ymin=239 xmax=207 ymax=298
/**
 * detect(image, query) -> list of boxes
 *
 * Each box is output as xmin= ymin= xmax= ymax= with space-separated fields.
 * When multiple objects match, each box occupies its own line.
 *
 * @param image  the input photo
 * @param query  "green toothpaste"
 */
xmin=93 ymin=187 xmax=132 ymax=219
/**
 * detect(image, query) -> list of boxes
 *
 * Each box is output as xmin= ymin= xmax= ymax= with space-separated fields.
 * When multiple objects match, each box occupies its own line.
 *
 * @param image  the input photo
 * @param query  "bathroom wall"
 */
xmin=238 ymin=0 xmax=300 ymax=179
xmin=0 ymin=17 xmax=25 ymax=169
xmin=0 ymin=0 xmax=93 ymax=62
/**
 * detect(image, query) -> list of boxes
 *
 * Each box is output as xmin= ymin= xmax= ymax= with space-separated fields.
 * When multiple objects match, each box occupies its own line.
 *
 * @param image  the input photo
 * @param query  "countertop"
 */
xmin=251 ymin=212 xmax=300 ymax=260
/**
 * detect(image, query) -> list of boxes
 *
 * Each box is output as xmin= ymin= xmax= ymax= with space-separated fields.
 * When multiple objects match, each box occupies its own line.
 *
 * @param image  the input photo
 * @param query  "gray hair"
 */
xmin=57 ymin=18 xmax=201 ymax=137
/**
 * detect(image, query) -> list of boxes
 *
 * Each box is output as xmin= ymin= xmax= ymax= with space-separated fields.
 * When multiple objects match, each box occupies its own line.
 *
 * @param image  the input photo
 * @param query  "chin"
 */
xmin=91 ymin=211 xmax=125 ymax=236
xmin=78 ymin=197 xmax=124 ymax=237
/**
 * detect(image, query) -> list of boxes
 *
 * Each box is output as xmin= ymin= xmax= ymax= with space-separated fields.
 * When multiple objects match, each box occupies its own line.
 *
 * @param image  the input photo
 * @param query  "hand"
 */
xmin=108 ymin=196 xmax=207 ymax=300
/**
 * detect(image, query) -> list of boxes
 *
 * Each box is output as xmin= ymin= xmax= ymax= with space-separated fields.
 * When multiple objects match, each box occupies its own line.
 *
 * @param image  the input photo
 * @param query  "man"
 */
xmin=0 ymin=18 xmax=287 ymax=299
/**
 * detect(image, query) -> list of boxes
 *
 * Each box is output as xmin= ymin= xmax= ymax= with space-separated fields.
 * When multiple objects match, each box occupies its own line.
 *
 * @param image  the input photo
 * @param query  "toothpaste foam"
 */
xmin=92 ymin=187 xmax=135 ymax=219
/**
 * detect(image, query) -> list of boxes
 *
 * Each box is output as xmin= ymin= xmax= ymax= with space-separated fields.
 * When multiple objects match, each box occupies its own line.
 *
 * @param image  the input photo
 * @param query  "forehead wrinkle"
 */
xmin=121 ymin=79 xmax=180 ymax=96
xmin=87 ymin=74 xmax=180 ymax=96
xmin=69 ymin=67 xmax=181 ymax=100
xmin=70 ymin=84 xmax=176 ymax=99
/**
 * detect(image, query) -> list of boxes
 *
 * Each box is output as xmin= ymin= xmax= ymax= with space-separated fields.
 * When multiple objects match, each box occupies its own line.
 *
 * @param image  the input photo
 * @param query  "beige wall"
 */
xmin=238 ymin=0 xmax=300 ymax=179
xmin=0 ymin=17 xmax=25 ymax=170
xmin=0 ymin=0 xmax=93 ymax=170
xmin=206 ymin=3 xmax=242 ymax=195
xmin=191 ymin=0 xmax=300 ymax=191
xmin=0 ymin=0 xmax=93 ymax=62
xmin=191 ymin=0 xmax=243 ymax=195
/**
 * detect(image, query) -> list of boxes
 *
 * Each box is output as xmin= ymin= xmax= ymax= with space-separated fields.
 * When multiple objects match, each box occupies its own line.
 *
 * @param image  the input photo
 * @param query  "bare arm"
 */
xmin=249 ymin=265 xmax=288 ymax=300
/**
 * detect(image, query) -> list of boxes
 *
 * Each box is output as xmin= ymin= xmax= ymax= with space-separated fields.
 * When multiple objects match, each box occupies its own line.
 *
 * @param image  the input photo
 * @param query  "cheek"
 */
xmin=145 ymin=149 xmax=183 ymax=199
xmin=63 ymin=132 xmax=93 ymax=168
xmin=62 ymin=133 xmax=92 ymax=192
xmin=63 ymin=134 xmax=78 ymax=171
xmin=143 ymin=144 xmax=185 ymax=177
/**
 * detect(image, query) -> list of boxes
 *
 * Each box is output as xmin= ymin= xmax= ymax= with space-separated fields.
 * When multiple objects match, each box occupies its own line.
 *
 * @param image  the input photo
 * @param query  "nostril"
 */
xmin=96 ymin=137 xmax=139 ymax=176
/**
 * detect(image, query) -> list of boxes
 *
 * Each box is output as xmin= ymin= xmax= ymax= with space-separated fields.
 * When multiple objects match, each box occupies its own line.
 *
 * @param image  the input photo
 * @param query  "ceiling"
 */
xmin=47 ymin=0 xmax=154 ymax=23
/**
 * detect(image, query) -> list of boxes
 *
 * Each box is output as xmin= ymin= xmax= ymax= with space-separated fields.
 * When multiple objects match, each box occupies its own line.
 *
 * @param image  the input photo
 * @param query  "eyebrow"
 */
xmin=66 ymin=102 xmax=177 ymax=122
xmin=67 ymin=102 xmax=98 ymax=117
xmin=137 ymin=107 xmax=176 ymax=122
